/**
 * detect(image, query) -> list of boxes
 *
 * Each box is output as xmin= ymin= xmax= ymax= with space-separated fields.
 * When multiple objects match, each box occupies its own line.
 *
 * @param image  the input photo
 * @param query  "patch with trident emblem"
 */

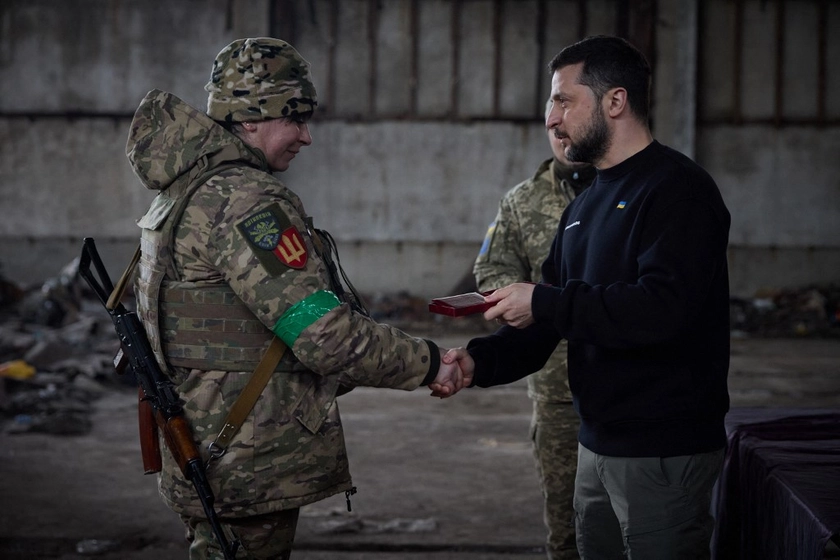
xmin=238 ymin=203 xmax=309 ymax=275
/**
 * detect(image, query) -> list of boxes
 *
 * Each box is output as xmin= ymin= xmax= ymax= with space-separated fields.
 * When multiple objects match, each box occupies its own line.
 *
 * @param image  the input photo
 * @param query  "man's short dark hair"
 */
xmin=549 ymin=35 xmax=651 ymax=123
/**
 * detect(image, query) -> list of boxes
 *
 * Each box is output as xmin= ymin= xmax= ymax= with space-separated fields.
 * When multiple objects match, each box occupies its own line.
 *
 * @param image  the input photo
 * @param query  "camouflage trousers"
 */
xmin=530 ymin=401 xmax=580 ymax=560
xmin=180 ymin=508 xmax=300 ymax=559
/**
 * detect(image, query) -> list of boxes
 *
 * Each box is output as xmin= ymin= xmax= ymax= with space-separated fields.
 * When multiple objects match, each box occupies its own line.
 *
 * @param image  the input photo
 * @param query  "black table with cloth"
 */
xmin=711 ymin=407 xmax=840 ymax=560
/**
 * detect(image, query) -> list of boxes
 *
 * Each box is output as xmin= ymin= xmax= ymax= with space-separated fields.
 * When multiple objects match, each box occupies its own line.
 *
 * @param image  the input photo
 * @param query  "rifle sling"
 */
xmin=110 ymin=245 xmax=288 ymax=462
xmin=209 ymin=335 xmax=287 ymax=454
xmin=108 ymin=245 xmax=142 ymax=310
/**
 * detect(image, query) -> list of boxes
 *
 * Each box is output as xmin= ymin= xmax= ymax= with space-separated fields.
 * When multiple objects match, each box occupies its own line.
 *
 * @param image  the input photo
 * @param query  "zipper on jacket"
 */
xmin=345 ymin=487 xmax=357 ymax=512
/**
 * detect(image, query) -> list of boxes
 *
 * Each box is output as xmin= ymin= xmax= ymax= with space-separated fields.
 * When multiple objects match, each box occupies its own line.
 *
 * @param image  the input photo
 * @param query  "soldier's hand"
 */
xmin=428 ymin=347 xmax=474 ymax=398
xmin=428 ymin=355 xmax=460 ymax=398
xmin=483 ymin=283 xmax=536 ymax=328
xmin=428 ymin=347 xmax=473 ymax=398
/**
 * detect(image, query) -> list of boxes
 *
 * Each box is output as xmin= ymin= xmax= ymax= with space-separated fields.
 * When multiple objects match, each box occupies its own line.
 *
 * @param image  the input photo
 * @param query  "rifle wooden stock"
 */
xmin=157 ymin=412 xmax=202 ymax=473
xmin=138 ymin=389 xmax=162 ymax=474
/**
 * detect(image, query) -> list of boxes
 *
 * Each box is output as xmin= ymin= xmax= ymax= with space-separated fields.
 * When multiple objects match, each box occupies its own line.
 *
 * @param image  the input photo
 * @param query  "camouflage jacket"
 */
xmin=474 ymin=158 xmax=592 ymax=403
xmin=126 ymin=90 xmax=438 ymax=517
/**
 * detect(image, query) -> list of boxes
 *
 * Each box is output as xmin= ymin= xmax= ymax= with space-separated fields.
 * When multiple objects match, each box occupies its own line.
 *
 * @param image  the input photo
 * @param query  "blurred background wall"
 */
xmin=1 ymin=0 xmax=838 ymax=299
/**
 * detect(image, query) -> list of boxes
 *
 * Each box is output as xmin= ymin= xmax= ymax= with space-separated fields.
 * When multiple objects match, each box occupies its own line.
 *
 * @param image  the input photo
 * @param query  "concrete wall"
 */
xmin=1 ymin=0 xmax=838 ymax=300
xmin=700 ymin=127 xmax=840 ymax=295
xmin=282 ymin=120 xmax=552 ymax=294
xmin=696 ymin=0 xmax=840 ymax=296
xmin=0 ymin=0 xmax=271 ymax=288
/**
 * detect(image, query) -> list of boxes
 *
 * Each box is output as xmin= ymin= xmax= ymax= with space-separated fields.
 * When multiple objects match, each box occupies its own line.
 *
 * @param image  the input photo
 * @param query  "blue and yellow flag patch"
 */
xmin=478 ymin=222 xmax=496 ymax=256
xmin=616 ymin=201 xmax=627 ymax=209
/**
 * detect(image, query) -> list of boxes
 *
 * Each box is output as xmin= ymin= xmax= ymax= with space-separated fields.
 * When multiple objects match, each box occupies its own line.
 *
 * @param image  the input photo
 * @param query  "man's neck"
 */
xmin=595 ymin=125 xmax=654 ymax=170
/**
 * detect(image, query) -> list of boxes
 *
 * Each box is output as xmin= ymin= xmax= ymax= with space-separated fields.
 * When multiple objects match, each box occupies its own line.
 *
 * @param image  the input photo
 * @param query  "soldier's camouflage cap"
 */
xmin=205 ymin=37 xmax=318 ymax=123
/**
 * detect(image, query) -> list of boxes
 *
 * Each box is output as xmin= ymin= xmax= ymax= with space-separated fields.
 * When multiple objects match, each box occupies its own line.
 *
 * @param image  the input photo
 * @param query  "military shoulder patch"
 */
xmin=237 ymin=203 xmax=308 ymax=275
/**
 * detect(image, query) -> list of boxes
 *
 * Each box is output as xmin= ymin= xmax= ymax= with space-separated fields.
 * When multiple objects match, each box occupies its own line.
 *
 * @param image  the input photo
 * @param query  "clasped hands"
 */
xmin=428 ymin=282 xmax=536 ymax=398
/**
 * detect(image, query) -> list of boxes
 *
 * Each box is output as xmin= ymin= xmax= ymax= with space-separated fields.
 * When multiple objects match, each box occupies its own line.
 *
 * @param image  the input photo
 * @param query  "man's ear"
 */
xmin=605 ymin=87 xmax=628 ymax=118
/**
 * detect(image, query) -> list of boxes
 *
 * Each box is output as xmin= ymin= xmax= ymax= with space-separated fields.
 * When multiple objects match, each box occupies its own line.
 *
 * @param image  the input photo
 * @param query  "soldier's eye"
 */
xmin=289 ymin=112 xmax=313 ymax=125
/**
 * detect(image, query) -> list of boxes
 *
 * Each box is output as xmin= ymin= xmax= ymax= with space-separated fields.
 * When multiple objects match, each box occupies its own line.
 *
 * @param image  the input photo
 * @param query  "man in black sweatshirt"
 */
xmin=436 ymin=35 xmax=730 ymax=560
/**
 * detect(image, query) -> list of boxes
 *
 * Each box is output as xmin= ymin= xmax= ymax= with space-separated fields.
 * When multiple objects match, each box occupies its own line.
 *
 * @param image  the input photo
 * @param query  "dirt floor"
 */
xmin=1 ymin=330 xmax=839 ymax=560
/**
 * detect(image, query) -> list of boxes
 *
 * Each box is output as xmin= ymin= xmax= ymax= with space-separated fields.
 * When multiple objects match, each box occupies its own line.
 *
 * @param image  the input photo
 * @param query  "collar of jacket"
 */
xmin=552 ymin=158 xmax=596 ymax=194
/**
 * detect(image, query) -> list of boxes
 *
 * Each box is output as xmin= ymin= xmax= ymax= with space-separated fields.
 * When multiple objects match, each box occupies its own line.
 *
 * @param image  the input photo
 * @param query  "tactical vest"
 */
xmin=135 ymin=147 xmax=285 ymax=377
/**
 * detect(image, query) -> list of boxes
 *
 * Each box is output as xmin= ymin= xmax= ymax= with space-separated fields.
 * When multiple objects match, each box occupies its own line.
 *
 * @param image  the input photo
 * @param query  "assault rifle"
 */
xmin=78 ymin=237 xmax=239 ymax=560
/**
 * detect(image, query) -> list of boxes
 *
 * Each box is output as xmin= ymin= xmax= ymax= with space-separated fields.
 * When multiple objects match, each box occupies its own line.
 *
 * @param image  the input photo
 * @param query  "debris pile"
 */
xmin=0 ymin=259 xmax=126 ymax=436
xmin=730 ymin=284 xmax=840 ymax=338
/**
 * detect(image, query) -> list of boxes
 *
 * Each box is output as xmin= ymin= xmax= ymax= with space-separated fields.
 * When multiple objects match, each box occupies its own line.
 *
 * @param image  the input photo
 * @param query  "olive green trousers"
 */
xmin=574 ymin=445 xmax=724 ymax=560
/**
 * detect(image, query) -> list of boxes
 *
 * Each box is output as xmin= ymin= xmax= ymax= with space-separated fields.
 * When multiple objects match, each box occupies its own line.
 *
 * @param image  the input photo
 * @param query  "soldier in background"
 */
xmin=473 ymin=101 xmax=594 ymax=560
xmin=125 ymin=37 xmax=467 ymax=559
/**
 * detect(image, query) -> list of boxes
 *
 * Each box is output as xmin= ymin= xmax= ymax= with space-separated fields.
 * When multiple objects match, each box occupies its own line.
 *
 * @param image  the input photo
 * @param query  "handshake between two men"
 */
xmin=427 ymin=282 xmax=537 ymax=398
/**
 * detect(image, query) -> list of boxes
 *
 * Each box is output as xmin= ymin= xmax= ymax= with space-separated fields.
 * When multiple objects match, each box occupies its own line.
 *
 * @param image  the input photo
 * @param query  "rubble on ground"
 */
xmin=0 ymin=259 xmax=127 ymax=436
xmin=730 ymin=284 xmax=840 ymax=338
xmin=1 ymin=258 xmax=837 ymax=437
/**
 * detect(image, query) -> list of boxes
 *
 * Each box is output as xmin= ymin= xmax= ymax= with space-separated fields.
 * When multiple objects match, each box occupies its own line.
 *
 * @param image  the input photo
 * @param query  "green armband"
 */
xmin=272 ymin=290 xmax=341 ymax=346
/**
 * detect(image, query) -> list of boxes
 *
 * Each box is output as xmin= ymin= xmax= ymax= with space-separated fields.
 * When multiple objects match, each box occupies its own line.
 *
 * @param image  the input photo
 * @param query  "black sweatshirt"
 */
xmin=468 ymin=141 xmax=731 ymax=457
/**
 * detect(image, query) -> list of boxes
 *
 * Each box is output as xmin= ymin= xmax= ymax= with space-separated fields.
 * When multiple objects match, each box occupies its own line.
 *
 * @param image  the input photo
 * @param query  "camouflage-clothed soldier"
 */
xmin=125 ymin=38 xmax=464 ymax=560
xmin=474 ymin=128 xmax=594 ymax=559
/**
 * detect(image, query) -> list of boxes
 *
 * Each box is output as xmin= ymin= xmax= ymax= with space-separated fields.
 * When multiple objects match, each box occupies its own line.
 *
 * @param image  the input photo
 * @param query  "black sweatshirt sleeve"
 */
xmin=467 ymin=323 xmax=560 ymax=388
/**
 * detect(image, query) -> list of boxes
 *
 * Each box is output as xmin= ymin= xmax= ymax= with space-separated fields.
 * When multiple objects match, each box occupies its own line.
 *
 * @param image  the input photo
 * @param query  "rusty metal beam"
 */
xmin=492 ymin=0 xmax=503 ymax=117
xmin=534 ymin=0 xmax=547 ymax=116
xmin=626 ymin=0 xmax=657 ymax=115
xmin=617 ymin=0 xmax=629 ymax=38
xmin=696 ymin=0 xmax=706 ymax=128
xmin=450 ymin=0 xmax=462 ymax=117
xmin=733 ymin=0 xmax=744 ymax=124
xmin=817 ymin=0 xmax=827 ymax=124
xmin=225 ymin=0 xmax=234 ymax=31
xmin=327 ymin=0 xmax=338 ymax=116
xmin=409 ymin=0 xmax=420 ymax=117
xmin=271 ymin=0 xmax=297 ymax=46
xmin=774 ymin=0 xmax=785 ymax=127
xmin=577 ymin=0 xmax=587 ymax=40
xmin=367 ymin=0 xmax=379 ymax=116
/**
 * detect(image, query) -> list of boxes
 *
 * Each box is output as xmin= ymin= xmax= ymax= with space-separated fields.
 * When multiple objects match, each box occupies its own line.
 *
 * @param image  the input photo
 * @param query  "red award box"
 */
xmin=428 ymin=291 xmax=496 ymax=317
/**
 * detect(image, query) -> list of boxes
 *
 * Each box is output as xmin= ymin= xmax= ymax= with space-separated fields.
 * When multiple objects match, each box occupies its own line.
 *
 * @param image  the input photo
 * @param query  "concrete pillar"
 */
xmin=654 ymin=0 xmax=698 ymax=159
xmin=673 ymin=0 xmax=698 ymax=159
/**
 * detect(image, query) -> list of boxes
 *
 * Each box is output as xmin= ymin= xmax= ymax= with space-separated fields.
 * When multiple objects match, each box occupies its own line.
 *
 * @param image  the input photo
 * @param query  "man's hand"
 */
xmin=428 ymin=347 xmax=475 ymax=398
xmin=428 ymin=347 xmax=467 ymax=398
xmin=483 ymin=282 xmax=536 ymax=328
